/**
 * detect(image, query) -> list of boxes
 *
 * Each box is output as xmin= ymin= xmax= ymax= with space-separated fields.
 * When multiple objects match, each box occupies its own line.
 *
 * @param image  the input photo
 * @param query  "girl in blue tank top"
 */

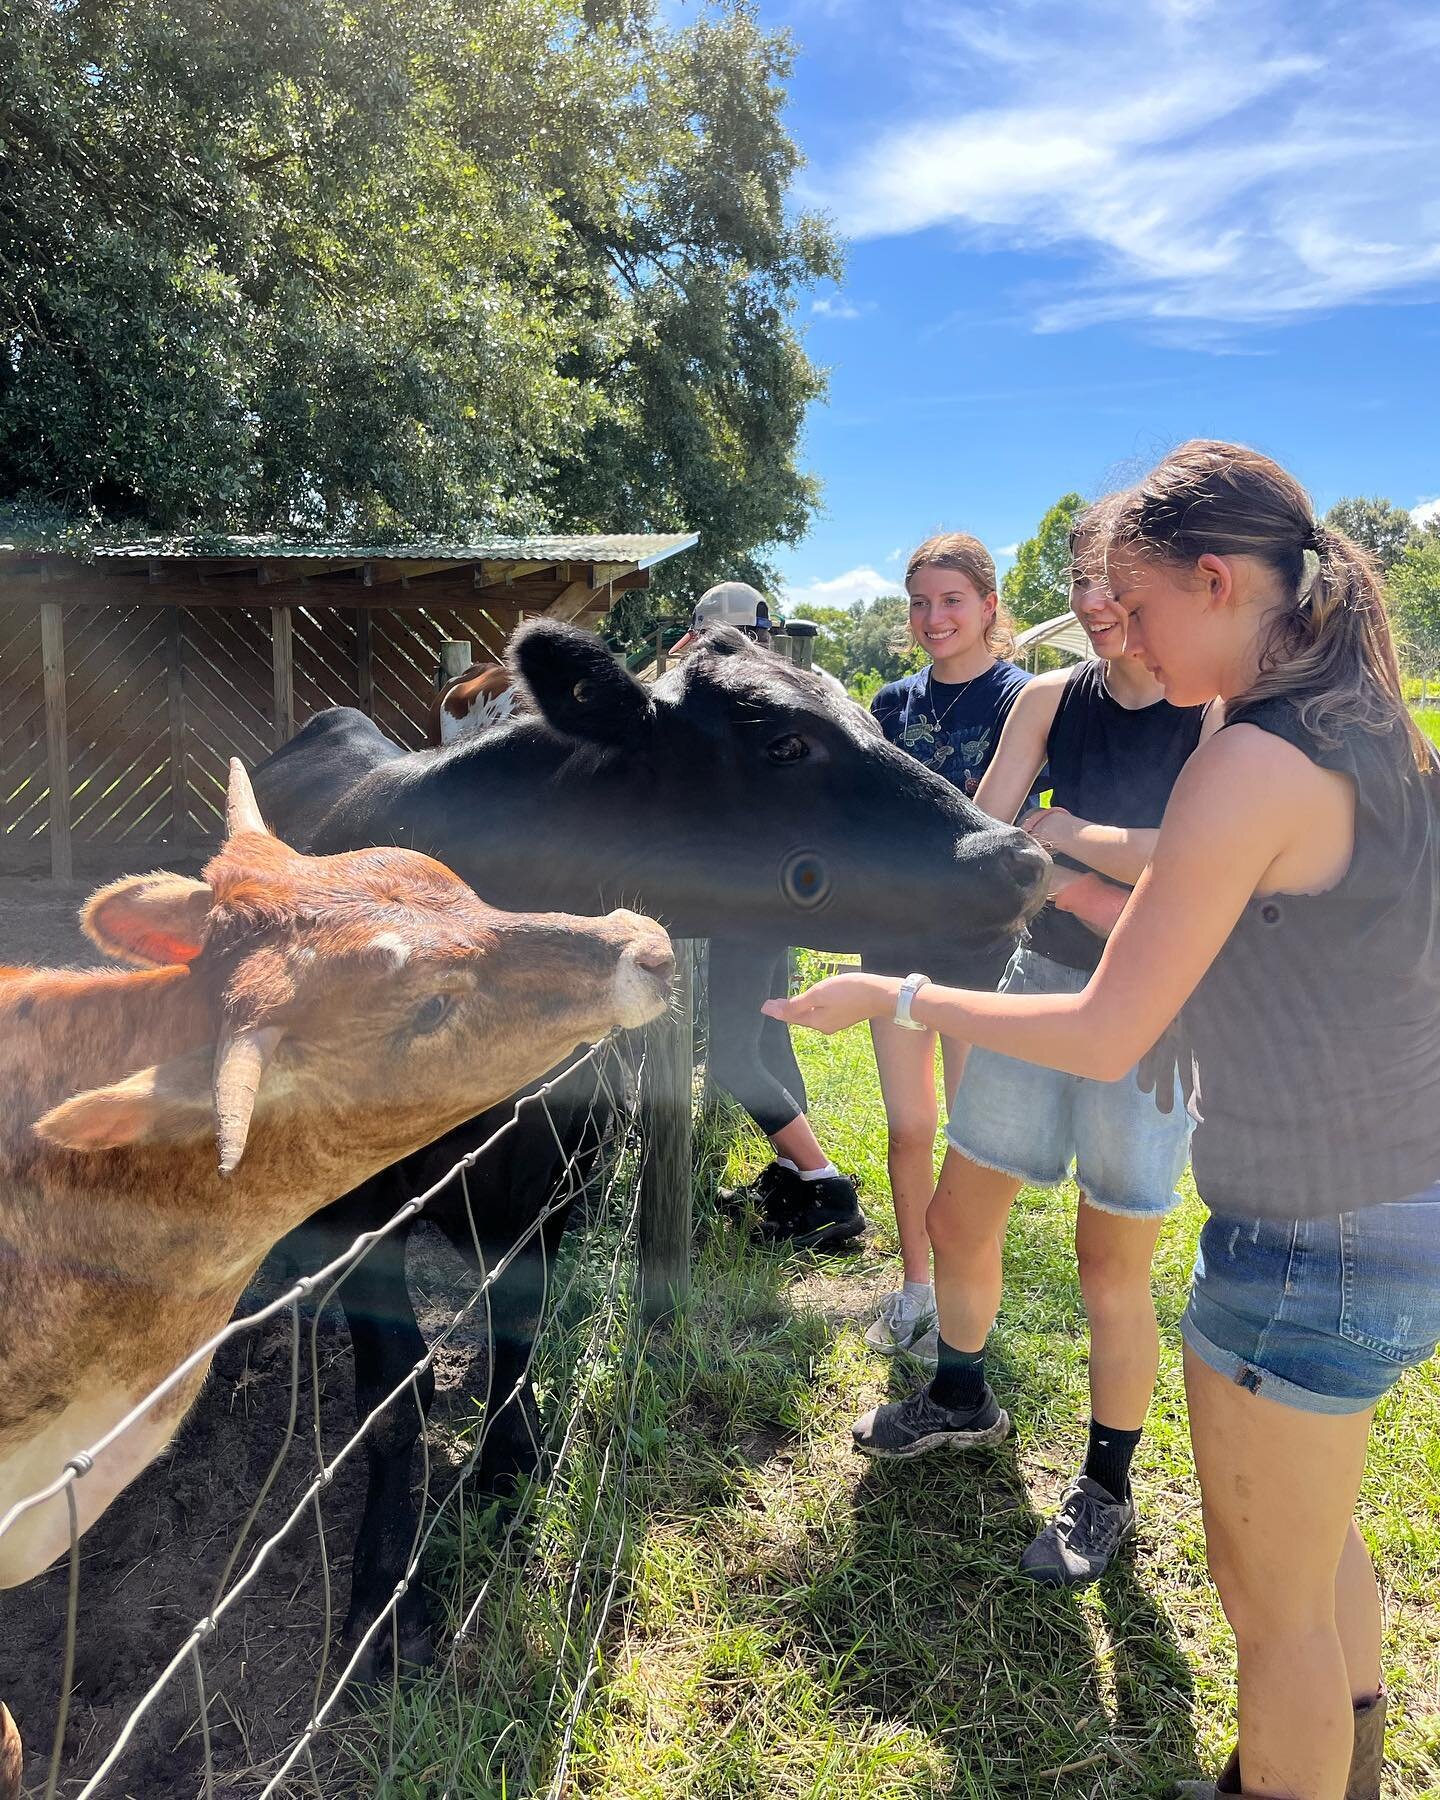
xmin=860 ymin=533 xmax=1032 ymax=1363
xmin=770 ymin=442 xmax=1440 ymax=1800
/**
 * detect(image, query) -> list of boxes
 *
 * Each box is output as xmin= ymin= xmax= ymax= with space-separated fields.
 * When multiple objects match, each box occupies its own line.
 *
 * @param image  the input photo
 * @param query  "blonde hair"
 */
xmin=1107 ymin=441 xmax=1431 ymax=770
xmin=903 ymin=532 xmax=1016 ymax=659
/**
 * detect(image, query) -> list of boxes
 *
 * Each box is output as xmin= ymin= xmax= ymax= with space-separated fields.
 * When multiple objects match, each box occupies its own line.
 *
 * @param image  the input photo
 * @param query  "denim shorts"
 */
xmin=1182 ymin=1184 xmax=1440 ymax=1414
xmin=944 ymin=946 xmax=1193 ymax=1219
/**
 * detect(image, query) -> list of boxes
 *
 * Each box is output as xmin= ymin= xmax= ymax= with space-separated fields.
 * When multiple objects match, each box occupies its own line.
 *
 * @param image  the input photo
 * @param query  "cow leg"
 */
xmin=337 ymin=1221 xmax=436 ymax=1680
xmin=458 ymin=1198 xmax=577 ymax=1495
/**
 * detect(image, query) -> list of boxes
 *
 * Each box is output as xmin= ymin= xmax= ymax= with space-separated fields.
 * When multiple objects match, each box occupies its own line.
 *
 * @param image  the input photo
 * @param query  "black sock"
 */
xmin=930 ymin=1338 xmax=988 ymax=1412
xmin=1084 ymin=1418 xmax=1141 ymax=1503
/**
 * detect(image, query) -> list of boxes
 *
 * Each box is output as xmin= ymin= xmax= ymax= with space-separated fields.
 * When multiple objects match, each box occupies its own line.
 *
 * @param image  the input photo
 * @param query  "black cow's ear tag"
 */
xmin=509 ymin=620 xmax=653 ymax=747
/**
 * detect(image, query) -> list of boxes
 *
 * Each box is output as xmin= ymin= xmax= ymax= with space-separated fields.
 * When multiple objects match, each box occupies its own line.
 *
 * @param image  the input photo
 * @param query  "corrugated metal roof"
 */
xmin=85 ymin=532 xmax=698 ymax=571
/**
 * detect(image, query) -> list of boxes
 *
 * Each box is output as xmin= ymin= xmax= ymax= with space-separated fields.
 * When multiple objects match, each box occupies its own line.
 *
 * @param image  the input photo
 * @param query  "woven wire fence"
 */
xmin=0 ymin=1032 xmax=670 ymax=1800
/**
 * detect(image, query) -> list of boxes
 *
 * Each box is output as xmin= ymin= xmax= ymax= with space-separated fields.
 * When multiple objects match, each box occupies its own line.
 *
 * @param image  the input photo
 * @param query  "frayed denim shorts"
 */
xmin=1182 ymin=1183 xmax=1440 ymax=1414
xmin=944 ymin=946 xmax=1193 ymax=1220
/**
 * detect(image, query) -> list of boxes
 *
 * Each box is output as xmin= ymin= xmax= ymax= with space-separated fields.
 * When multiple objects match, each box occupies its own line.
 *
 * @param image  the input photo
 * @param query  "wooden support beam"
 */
xmin=167 ymin=607 xmax=187 ymax=849
xmin=271 ymin=605 xmax=294 ymax=747
xmin=355 ymin=608 xmax=375 ymax=717
xmin=39 ymin=602 xmax=72 ymax=881
xmin=544 ymin=578 xmax=603 ymax=624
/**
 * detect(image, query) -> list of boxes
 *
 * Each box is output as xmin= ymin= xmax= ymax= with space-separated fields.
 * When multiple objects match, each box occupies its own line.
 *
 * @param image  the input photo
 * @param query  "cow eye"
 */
xmin=411 ymin=993 xmax=456 ymax=1038
xmin=767 ymin=734 xmax=808 ymax=765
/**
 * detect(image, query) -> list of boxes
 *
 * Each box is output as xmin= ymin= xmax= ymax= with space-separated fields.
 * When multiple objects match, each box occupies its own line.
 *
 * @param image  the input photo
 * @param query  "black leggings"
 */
xmin=705 ymin=941 xmax=808 ymax=1138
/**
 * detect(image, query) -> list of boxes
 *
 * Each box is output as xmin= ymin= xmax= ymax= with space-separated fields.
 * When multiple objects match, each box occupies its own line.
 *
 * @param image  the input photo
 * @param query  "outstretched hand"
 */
xmin=761 ymin=972 xmax=897 ymax=1036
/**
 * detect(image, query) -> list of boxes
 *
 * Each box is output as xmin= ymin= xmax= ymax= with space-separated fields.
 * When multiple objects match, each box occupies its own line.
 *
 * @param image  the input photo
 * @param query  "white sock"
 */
xmin=902 ymin=1279 xmax=934 ymax=1306
xmin=774 ymin=1157 xmax=800 ymax=1173
xmin=796 ymin=1162 xmax=840 ymax=1182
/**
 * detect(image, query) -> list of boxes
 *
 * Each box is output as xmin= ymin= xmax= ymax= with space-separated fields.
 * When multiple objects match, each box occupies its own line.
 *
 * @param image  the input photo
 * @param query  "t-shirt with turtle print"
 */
xmin=871 ymin=661 xmax=1032 ymax=799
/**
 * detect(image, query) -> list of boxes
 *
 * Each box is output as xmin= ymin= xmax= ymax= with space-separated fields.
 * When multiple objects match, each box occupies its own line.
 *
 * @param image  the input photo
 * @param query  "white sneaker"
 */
xmin=864 ymin=1290 xmax=939 ymax=1365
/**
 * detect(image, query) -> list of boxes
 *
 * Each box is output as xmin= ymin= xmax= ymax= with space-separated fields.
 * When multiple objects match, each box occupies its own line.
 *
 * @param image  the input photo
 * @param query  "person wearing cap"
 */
xmin=680 ymin=582 xmax=866 ymax=1250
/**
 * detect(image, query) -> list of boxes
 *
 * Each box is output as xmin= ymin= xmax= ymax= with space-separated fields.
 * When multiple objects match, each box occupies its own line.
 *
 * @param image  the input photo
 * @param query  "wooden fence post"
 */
xmin=271 ymin=605 xmax=294 ymax=747
xmin=640 ymin=938 xmax=695 ymax=1325
xmin=438 ymin=639 xmax=473 ymax=689
xmin=39 ymin=602 xmax=72 ymax=882
xmin=355 ymin=609 xmax=375 ymax=719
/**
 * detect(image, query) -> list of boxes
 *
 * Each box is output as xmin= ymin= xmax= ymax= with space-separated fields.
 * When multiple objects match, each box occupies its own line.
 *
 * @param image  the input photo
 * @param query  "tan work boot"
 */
xmin=1173 ymin=1688 xmax=1386 ymax=1800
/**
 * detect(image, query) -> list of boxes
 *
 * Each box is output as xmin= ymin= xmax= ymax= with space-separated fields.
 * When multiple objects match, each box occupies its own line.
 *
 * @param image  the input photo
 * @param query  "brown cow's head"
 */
xmin=36 ymin=762 xmax=673 ymax=1175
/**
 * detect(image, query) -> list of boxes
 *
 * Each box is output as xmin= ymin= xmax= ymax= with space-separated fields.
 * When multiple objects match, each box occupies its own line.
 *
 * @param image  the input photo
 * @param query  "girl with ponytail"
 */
xmin=768 ymin=441 xmax=1440 ymax=1800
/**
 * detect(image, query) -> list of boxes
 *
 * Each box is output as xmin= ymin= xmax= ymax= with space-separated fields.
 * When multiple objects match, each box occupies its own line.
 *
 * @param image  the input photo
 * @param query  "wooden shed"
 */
xmin=0 ymin=533 xmax=696 ymax=880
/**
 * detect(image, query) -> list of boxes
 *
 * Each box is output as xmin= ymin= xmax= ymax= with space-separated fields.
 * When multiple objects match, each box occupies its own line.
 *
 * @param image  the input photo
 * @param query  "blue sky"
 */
xmin=686 ymin=0 xmax=1440 ymax=609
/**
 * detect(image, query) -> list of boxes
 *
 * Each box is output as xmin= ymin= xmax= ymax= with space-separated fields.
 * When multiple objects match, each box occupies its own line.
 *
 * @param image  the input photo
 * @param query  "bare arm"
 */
xmin=973 ymin=674 xmax=1067 ymax=825
xmin=766 ymin=727 xmax=1313 ymax=1080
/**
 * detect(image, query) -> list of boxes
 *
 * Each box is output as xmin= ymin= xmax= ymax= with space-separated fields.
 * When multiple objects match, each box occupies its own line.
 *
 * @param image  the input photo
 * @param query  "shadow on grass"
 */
xmin=831 ymin=1334 xmax=1198 ymax=1797
xmin=344 ymin=1121 xmax=1197 ymax=1800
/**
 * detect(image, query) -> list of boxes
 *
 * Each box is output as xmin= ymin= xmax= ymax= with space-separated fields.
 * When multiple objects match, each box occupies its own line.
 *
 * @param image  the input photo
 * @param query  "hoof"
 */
xmin=342 ymin=1611 xmax=435 ymax=1691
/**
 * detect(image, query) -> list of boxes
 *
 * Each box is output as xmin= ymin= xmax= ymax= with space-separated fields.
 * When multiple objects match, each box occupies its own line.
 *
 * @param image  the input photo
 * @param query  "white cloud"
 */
xmin=783 ymin=566 xmax=904 ymax=610
xmin=1413 ymin=498 xmax=1440 ymax=529
xmin=996 ymin=543 xmax=1020 ymax=558
xmin=813 ymin=0 xmax=1440 ymax=332
xmin=812 ymin=296 xmax=871 ymax=320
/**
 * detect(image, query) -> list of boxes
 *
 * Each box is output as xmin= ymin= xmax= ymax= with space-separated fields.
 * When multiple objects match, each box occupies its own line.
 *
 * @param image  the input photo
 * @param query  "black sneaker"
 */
xmin=1018 ymin=1474 xmax=1136 ymax=1586
xmin=716 ymin=1159 xmax=792 ymax=1221
xmin=852 ymin=1381 xmax=1010 ymax=1459
xmin=750 ymin=1169 xmax=866 ymax=1250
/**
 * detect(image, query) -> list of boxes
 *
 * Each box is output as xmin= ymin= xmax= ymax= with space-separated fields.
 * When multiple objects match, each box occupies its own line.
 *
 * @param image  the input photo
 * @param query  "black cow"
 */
xmin=253 ymin=622 xmax=1047 ymax=1672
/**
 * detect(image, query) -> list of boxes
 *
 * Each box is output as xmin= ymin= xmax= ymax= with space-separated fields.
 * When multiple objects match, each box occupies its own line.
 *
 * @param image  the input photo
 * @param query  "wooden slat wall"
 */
xmin=0 ymin=599 xmax=531 ymax=874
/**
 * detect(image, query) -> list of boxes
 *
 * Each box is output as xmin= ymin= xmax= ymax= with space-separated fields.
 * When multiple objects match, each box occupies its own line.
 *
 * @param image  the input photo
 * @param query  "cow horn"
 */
xmin=225 ymin=758 xmax=268 ymax=839
xmin=212 ymin=1024 xmax=283 ymax=1176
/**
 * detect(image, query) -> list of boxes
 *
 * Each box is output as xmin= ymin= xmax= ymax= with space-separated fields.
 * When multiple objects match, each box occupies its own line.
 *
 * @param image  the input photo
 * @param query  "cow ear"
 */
xmin=82 ymin=873 xmax=213 ymax=967
xmin=508 ymin=621 xmax=653 ymax=747
xmin=35 ymin=1048 xmax=216 ymax=1155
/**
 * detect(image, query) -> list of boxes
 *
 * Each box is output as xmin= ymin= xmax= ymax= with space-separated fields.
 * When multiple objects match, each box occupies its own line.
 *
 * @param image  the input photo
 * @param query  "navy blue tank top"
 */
xmin=1028 ymin=661 xmax=1207 ymax=972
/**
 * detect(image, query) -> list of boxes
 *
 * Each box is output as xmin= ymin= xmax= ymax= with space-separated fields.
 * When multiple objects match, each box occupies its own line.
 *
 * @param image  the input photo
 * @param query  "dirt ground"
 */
xmin=0 ymin=878 xmax=106 ymax=970
xmin=0 ymin=881 xmax=494 ymax=1798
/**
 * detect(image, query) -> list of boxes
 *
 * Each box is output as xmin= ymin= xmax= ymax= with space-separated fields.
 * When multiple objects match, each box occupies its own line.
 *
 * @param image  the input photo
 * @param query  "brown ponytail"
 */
xmin=1107 ymin=441 xmax=1431 ymax=770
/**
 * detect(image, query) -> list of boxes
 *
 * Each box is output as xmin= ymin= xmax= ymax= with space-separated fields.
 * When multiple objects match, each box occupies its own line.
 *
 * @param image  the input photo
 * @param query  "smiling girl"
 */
xmin=862 ymin=535 xmax=1031 ymax=1359
xmin=768 ymin=442 xmax=1440 ymax=1800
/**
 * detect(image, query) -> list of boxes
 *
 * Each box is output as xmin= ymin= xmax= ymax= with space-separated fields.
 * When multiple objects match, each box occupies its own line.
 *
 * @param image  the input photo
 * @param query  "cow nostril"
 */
xmin=635 ymin=942 xmax=675 ymax=974
xmin=1002 ymin=834 xmax=1050 ymax=893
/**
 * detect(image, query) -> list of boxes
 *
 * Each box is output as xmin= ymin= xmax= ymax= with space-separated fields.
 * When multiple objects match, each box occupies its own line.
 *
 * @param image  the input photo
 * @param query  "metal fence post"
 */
xmin=640 ymin=938 xmax=695 ymax=1324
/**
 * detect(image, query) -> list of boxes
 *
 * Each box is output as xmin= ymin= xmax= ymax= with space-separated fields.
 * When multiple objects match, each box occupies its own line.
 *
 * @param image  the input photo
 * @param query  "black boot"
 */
xmin=750 ymin=1166 xmax=866 ymax=1250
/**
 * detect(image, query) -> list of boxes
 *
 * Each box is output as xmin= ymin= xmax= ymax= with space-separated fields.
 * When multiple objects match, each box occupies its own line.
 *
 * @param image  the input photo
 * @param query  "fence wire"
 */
xmin=0 ymin=1032 xmax=661 ymax=1799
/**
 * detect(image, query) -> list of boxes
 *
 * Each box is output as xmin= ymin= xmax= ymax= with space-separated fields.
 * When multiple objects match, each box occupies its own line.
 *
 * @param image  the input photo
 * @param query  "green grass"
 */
xmin=354 ymin=1008 xmax=1440 ymax=1799
xmin=1411 ymin=704 xmax=1440 ymax=751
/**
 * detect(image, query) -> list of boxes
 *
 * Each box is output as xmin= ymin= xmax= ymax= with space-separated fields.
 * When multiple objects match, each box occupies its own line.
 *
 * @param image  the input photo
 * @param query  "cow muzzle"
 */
xmin=607 ymin=912 xmax=676 ymax=1029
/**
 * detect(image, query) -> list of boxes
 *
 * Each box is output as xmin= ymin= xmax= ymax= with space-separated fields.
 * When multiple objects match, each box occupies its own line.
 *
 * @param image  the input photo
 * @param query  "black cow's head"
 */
xmin=506 ymin=621 xmax=1047 ymax=951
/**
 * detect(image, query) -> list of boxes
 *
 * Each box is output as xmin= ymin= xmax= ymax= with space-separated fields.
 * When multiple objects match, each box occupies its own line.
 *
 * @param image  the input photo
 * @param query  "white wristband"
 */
xmin=893 ymin=972 xmax=930 ymax=1031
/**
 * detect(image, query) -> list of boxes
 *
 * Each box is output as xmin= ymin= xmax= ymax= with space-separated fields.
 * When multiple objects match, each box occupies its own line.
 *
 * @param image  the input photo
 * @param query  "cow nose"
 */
xmin=999 ymin=830 xmax=1050 ymax=900
xmin=634 ymin=939 xmax=675 ymax=977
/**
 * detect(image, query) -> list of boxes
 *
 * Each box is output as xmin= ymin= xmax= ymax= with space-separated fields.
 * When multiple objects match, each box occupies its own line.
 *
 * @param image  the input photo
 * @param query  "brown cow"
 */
xmin=0 ymin=761 xmax=670 ymax=1781
xmin=425 ymin=660 xmax=521 ymax=747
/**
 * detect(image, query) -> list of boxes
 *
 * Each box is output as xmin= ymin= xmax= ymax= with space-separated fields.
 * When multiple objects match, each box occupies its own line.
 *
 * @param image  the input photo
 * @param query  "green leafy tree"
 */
xmin=1323 ymin=497 xmax=1417 ymax=572
xmin=0 ymin=0 xmax=838 ymax=599
xmin=1390 ymin=536 xmax=1440 ymax=678
xmin=1001 ymin=493 xmax=1087 ymax=627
